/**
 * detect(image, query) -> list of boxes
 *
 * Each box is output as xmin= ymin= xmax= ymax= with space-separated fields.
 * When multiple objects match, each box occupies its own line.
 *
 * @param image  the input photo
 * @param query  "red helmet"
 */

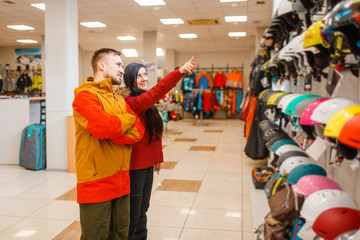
xmin=312 ymin=207 xmax=360 ymax=240
xmin=338 ymin=114 xmax=360 ymax=149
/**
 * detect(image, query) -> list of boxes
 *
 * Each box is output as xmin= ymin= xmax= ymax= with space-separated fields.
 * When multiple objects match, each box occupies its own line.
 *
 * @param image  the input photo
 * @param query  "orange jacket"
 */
xmin=226 ymin=70 xmax=243 ymax=89
xmin=72 ymin=77 xmax=144 ymax=204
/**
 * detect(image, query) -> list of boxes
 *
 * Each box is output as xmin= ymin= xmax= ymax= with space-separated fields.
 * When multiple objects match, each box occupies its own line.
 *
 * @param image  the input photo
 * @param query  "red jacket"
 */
xmin=125 ymin=68 xmax=184 ymax=170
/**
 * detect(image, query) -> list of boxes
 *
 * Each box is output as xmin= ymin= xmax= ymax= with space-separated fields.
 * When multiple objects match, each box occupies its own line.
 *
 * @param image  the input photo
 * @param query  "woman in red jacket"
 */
xmin=123 ymin=56 xmax=195 ymax=240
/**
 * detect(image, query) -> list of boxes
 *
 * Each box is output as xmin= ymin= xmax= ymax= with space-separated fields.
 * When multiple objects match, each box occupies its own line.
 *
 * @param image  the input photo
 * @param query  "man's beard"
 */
xmin=106 ymin=73 xmax=122 ymax=85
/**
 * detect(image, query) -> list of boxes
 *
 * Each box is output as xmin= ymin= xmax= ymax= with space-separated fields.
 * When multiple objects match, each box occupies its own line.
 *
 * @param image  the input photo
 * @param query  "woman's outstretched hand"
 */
xmin=179 ymin=55 xmax=196 ymax=74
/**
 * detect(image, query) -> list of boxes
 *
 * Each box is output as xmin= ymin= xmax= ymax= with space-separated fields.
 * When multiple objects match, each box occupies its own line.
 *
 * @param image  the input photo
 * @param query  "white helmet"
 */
xmin=275 ymin=144 xmax=303 ymax=157
xmin=300 ymin=189 xmax=357 ymax=222
xmin=276 ymin=0 xmax=294 ymax=17
xmin=279 ymin=34 xmax=303 ymax=62
xmin=281 ymin=94 xmax=305 ymax=113
xmin=279 ymin=156 xmax=315 ymax=174
xmin=310 ymin=98 xmax=358 ymax=124
xmin=277 ymin=93 xmax=302 ymax=110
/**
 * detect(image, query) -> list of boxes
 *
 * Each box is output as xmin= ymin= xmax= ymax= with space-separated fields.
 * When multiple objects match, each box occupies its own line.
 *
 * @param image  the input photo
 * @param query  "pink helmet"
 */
xmin=292 ymin=175 xmax=342 ymax=196
xmin=299 ymin=98 xmax=330 ymax=125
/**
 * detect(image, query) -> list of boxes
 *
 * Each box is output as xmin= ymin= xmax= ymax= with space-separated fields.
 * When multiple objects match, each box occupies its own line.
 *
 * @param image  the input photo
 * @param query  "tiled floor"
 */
xmin=0 ymin=119 xmax=267 ymax=240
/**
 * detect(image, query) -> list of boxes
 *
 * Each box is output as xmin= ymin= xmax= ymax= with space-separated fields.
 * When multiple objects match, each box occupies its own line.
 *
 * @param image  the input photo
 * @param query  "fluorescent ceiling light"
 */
xmin=160 ymin=18 xmax=184 ymax=25
xmin=122 ymin=49 xmax=139 ymax=57
xmin=225 ymin=16 xmax=247 ymax=22
xmin=220 ymin=0 xmax=247 ymax=2
xmin=179 ymin=33 xmax=197 ymax=39
xmin=80 ymin=22 xmax=106 ymax=28
xmin=228 ymin=32 xmax=246 ymax=37
xmin=134 ymin=0 xmax=166 ymax=6
xmin=31 ymin=3 xmax=45 ymax=11
xmin=117 ymin=36 xmax=136 ymax=41
xmin=156 ymin=48 xmax=164 ymax=56
xmin=16 ymin=39 xmax=38 ymax=43
xmin=7 ymin=25 xmax=34 ymax=30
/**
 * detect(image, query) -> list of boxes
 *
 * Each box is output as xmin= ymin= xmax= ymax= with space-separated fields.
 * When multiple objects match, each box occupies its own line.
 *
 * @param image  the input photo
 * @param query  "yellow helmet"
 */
xmin=304 ymin=19 xmax=328 ymax=49
xmin=323 ymin=105 xmax=360 ymax=138
xmin=267 ymin=92 xmax=286 ymax=106
xmin=259 ymin=89 xmax=271 ymax=99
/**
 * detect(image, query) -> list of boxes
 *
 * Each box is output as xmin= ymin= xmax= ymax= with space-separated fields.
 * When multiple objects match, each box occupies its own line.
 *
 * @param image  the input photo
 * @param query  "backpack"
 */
xmin=268 ymin=186 xmax=305 ymax=223
xmin=263 ymin=213 xmax=291 ymax=240
xmin=19 ymin=123 xmax=46 ymax=170
xmin=252 ymin=167 xmax=276 ymax=189
xmin=244 ymin=97 xmax=269 ymax=159
xmin=264 ymin=171 xmax=287 ymax=199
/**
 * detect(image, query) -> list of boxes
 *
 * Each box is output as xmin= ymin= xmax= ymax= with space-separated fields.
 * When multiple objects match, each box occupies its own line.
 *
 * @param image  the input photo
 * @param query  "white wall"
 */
xmin=0 ymin=46 xmax=41 ymax=72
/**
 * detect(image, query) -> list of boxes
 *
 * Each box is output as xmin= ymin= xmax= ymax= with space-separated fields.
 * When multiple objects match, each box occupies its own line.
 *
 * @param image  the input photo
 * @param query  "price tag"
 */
xmin=306 ymin=137 xmax=328 ymax=161
xmin=297 ymin=221 xmax=318 ymax=239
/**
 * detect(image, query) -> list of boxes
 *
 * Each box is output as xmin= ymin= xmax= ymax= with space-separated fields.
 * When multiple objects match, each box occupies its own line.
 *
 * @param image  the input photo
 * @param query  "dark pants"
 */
xmin=79 ymin=194 xmax=130 ymax=240
xmin=128 ymin=167 xmax=154 ymax=240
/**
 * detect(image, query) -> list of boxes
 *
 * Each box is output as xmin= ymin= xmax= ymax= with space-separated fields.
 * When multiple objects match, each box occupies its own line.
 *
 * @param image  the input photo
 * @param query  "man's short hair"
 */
xmin=91 ymin=48 xmax=121 ymax=73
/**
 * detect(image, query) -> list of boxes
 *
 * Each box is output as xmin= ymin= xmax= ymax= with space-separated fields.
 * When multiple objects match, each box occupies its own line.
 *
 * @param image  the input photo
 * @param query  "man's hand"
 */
xmin=179 ymin=55 xmax=196 ymax=74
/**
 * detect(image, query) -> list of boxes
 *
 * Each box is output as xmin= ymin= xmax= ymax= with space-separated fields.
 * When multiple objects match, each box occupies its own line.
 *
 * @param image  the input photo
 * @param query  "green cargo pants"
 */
xmin=79 ymin=194 xmax=130 ymax=240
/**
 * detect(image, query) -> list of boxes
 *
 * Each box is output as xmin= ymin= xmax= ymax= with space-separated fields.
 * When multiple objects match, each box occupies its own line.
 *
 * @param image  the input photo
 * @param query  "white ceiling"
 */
xmin=0 ymin=0 xmax=273 ymax=53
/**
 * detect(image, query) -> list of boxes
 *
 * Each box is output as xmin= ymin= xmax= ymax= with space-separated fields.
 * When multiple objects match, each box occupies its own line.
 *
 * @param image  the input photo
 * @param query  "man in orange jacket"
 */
xmin=72 ymin=48 xmax=145 ymax=240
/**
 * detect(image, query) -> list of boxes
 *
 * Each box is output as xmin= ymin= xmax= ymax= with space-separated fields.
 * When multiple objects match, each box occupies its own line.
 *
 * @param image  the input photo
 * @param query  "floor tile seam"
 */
xmin=178 ymin=155 xmax=212 ymax=237
xmin=0 ymin=216 xmax=23 ymax=234
xmin=8 ymin=199 xmax=55 ymax=220
xmin=0 ymin=206 xmax=73 ymax=235
xmin=181 ymin=225 xmax=243 ymax=232
xmin=5 ymin=182 xmax=53 ymax=199
xmin=188 ymin=206 xmax=243 ymax=211
xmin=20 ymin=215 xmax=79 ymax=222
xmin=180 ymin=226 xmax=243 ymax=233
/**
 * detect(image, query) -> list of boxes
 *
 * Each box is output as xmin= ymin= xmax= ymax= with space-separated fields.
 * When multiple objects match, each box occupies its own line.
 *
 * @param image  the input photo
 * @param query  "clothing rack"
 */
xmin=194 ymin=63 xmax=244 ymax=75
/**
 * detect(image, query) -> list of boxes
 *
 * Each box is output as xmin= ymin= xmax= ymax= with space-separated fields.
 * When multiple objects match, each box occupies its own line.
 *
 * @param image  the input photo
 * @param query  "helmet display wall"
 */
xmin=247 ymin=1 xmax=360 ymax=239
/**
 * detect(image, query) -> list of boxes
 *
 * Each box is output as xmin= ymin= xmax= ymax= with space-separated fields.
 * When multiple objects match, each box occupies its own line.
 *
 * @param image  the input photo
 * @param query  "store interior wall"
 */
xmin=0 ymin=46 xmax=26 ymax=72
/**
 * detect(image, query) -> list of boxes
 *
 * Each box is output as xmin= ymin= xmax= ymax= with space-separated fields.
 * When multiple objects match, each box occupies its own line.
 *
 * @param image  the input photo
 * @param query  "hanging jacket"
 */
xmin=196 ymin=71 xmax=213 ymax=89
xmin=181 ymin=72 xmax=196 ymax=91
xmin=72 ymin=77 xmax=145 ymax=204
xmin=32 ymin=74 xmax=42 ymax=91
xmin=16 ymin=73 xmax=32 ymax=92
xmin=213 ymin=71 xmax=227 ymax=88
xmin=3 ymin=75 xmax=13 ymax=92
xmin=226 ymin=70 xmax=243 ymax=89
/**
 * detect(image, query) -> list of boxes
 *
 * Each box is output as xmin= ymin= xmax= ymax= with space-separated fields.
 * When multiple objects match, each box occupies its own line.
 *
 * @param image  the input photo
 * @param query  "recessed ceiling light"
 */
xmin=224 ymin=16 xmax=247 ymax=22
xmin=134 ymin=0 xmax=166 ymax=6
xmin=179 ymin=33 xmax=197 ymax=39
xmin=220 ymin=0 xmax=247 ymax=2
xmin=160 ymin=18 xmax=184 ymax=25
xmin=80 ymin=22 xmax=106 ymax=28
xmin=156 ymin=48 xmax=164 ymax=56
xmin=122 ymin=49 xmax=139 ymax=57
xmin=31 ymin=3 xmax=45 ymax=11
xmin=117 ymin=36 xmax=136 ymax=41
xmin=16 ymin=39 xmax=38 ymax=43
xmin=228 ymin=32 xmax=246 ymax=37
xmin=7 ymin=25 xmax=34 ymax=30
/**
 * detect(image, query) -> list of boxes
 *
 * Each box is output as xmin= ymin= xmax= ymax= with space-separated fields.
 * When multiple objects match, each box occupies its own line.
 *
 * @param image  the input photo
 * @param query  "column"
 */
xmin=45 ymin=0 xmax=78 ymax=170
xmin=143 ymin=31 xmax=157 ymax=88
